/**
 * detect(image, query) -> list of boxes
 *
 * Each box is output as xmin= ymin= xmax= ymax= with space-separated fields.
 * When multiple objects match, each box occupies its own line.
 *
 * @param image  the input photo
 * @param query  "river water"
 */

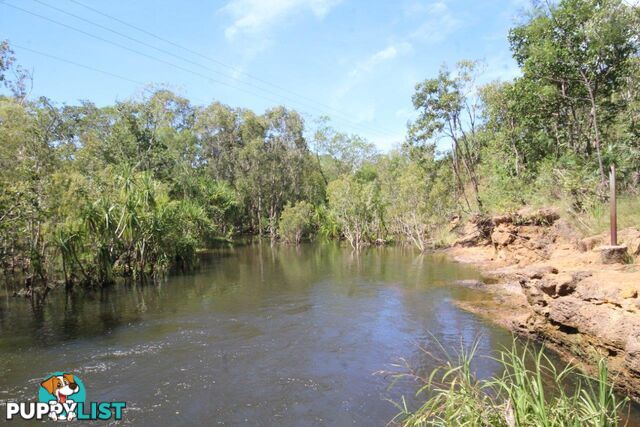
xmin=0 ymin=243 xmax=585 ymax=425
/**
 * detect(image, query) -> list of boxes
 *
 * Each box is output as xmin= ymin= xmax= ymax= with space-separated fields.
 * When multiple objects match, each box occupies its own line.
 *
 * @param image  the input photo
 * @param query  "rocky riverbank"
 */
xmin=446 ymin=208 xmax=640 ymax=400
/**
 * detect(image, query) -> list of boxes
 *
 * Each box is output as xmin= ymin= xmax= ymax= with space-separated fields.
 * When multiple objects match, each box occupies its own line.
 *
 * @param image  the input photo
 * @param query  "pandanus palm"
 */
xmin=82 ymin=198 xmax=119 ymax=285
xmin=52 ymin=225 xmax=89 ymax=285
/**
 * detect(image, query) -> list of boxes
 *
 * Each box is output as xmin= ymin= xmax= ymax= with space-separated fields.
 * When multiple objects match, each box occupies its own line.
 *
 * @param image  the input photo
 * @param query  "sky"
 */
xmin=0 ymin=0 xmax=529 ymax=150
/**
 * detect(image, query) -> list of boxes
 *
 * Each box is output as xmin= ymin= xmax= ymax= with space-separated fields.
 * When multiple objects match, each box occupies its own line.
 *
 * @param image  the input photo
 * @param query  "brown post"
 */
xmin=610 ymin=163 xmax=617 ymax=246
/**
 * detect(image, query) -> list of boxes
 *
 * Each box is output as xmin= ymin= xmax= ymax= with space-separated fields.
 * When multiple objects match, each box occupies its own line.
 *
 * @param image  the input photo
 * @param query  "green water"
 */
xmin=0 ymin=243 xmax=586 ymax=425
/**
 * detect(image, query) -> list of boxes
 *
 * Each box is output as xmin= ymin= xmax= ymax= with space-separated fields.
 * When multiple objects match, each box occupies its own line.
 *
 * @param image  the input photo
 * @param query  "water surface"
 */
xmin=0 ymin=243 xmax=524 ymax=425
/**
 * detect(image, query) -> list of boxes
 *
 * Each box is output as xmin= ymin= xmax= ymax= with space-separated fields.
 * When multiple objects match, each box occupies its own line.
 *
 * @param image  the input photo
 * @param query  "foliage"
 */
xmin=408 ymin=60 xmax=484 ymax=211
xmin=392 ymin=340 xmax=628 ymax=427
xmin=326 ymin=171 xmax=384 ymax=250
xmin=278 ymin=201 xmax=315 ymax=244
xmin=2 ymin=0 xmax=640 ymax=288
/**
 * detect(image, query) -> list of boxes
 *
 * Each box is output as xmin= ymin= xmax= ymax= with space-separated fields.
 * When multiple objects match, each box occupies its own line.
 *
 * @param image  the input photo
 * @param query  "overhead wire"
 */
xmin=65 ymin=0 xmax=399 ymax=137
xmin=3 ymin=0 xmax=399 ymax=139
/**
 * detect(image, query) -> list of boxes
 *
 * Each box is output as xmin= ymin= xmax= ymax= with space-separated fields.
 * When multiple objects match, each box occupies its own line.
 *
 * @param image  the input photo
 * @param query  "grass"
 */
xmin=390 ymin=340 xmax=628 ymax=427
xmin=569 ymin=196 xmax=640 ymax=237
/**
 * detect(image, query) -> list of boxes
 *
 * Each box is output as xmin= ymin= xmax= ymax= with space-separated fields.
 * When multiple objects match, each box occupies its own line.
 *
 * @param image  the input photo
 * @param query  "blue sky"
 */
xmin=1 ymin=0 xmax=528 ymax=150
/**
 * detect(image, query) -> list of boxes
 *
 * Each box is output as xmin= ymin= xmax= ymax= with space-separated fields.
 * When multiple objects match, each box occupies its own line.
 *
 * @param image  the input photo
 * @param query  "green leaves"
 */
xmin=326 ymin=173 xmax=384 ymax=250
xmin=278 ymin=201 xmax=315 ymax=244
xmin=395 ymin=340 xmax=628 ymax=427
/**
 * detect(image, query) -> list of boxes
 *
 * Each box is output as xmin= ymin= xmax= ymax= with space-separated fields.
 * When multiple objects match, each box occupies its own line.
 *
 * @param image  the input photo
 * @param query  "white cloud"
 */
xmin=347 ymin=43 xmax=411 ymax=78
xmin=408 ymin=1 xmax=461 ymax=44
xmin=221 ymin=0 xmax=342 ymax=40
xmin=335 ymin=42 xmax=413 ymax=98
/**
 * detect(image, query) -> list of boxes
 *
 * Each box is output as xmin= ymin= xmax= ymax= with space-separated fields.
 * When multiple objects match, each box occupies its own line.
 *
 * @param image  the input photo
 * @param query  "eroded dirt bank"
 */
xmin=446 ymin=208 xmax=640 ymax=399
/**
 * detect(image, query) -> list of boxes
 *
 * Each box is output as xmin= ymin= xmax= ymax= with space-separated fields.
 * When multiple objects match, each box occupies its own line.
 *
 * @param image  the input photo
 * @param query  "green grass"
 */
xmin=391 ymin=340 xmax=628 ymax=427
xmin=568 ymin=196 xmax=640 ymax=236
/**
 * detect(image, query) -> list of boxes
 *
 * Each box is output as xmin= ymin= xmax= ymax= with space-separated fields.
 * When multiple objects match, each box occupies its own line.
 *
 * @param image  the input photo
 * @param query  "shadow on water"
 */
xmin=0 ymin=242 xmax=637 ymax=425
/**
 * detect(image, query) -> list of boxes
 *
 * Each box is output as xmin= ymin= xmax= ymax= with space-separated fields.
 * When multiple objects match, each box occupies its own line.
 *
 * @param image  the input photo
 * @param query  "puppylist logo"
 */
xmin=5 ymin=372 xmax=126 ymax=421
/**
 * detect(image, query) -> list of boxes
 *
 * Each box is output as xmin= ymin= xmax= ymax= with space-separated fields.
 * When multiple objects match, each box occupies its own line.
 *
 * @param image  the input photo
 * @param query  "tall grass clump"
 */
xmin=392 ymin=341 xmax=628 ymax=427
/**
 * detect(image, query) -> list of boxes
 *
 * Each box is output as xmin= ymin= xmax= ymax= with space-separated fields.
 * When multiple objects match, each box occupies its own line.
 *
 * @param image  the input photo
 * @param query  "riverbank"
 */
xmin=445 ymin=208 xmax=640 ymax=400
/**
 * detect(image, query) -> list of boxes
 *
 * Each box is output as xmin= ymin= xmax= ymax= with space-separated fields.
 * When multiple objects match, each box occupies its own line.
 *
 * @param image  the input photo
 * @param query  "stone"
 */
xmin=599 ymin=245 xmax=629 ymax=264
xmin=492 ymin=214 xmax=512 ymax=226
xmin=578 ymin=236 xmax=603 ymax=252
xmin=619 ymin=286 xmax=638 ymax=300
xmin=555 ymin=274 xmax=578 ymax=297
xmin=448 ymin=215 xmax=461 ymax=232
xmin=516 ymin=207 xmax=560 ymax=226
xmin=521 ymin=265 xmax=559 ymax=280
xmin=454 ymin=279 xmax=485 ymax=289
xmin=454 ymin=216 xmax=494 ymax=247
xmin=491 ymin=225 xmax=516 ymax=247
xmin=539 ymin=280 xmax=557 ymax=297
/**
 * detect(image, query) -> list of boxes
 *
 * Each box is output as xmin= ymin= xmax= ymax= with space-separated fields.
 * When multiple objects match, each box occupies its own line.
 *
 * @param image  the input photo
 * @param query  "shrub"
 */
xmin=277 ymin=201 xmax=315 ymax=244
xmin=391 ymin=340 xmax=627 ymax=427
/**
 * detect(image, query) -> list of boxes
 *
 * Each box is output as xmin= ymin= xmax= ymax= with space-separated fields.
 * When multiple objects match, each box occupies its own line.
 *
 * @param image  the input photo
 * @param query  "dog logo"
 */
xmin=38 ymin=372 xmax=86 ymax=421
xmin=39 ymin=373 xmax=82 ymax=420
xmin=5 ymin=371 xmax=125 ymax=421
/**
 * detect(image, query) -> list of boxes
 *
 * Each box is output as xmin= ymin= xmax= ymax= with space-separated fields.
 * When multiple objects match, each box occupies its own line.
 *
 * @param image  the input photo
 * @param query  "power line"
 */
xmin=9 ymin=43 xmax=337 ymax=142
xmin=12 ymin=43 xmax=144 ymax=86
xmin=10 ymin=42 xmax=217 ymax=109
xmin=28 ymin=0 xmax=332 ymax=126
xmin=5 ymin=0 xmax=399 ymax=139
xmin=65 ymin=0 xmax=399 ymax=137
xmin=10 ymin=43 xmax=333 ymax=137
xmin=1 ymin=2 xmax=295 ymax=111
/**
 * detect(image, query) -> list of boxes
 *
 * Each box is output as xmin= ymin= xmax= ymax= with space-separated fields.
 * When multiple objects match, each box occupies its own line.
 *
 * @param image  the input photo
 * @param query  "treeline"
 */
xmin=0 ymin=0 xmax=639 ymax=289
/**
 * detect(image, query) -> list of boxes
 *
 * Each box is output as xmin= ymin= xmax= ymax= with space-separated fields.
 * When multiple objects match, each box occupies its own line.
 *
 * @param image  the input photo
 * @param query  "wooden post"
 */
xmin=610 ymin=163 xmax=617 ymax=246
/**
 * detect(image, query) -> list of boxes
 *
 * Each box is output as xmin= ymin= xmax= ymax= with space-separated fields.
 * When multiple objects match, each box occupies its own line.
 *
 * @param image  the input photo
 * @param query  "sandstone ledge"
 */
xmin=446 ymin=210 xmax=640 ymax=400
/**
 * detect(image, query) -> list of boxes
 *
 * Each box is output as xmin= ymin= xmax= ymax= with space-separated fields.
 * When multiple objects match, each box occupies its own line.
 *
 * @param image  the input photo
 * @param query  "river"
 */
xmin=0 ymin=243 xmax=581 ymax=425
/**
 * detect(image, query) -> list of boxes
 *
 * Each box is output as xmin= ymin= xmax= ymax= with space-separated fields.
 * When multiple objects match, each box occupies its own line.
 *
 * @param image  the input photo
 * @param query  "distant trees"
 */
xmin=1 ymin=0 xmax=640 ymax=289
xmin=0 ymin=56 xmax=327 ymax=285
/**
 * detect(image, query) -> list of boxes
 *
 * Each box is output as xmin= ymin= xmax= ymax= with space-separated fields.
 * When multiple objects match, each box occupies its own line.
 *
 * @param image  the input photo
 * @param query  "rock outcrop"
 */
xmin=518 ymin=269 xmax=640 ymax=397
xmin=453 ymin=214 xmax=494 ymax=247
xmin=448 ymin=209 xmax=640 ymax=400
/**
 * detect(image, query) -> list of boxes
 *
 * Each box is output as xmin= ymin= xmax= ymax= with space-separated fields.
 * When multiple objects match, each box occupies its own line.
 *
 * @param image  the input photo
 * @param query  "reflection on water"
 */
xmin=0 ymin=243 xmax=607 ymax=425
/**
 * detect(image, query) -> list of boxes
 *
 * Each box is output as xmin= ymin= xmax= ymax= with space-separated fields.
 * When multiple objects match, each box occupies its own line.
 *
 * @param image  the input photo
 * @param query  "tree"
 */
xmin=311 ymin=117 xmax=377 ymax=182
xmin=408 ymin=60 xmax=484 ymax=211
xmin=327 ymin=171 xmax=384 ymax=251
xmin=278 ymin=201 xmax=315 ymax=244
xmin=0 ymin=40 xmax=31 ymax=101
xmin=509 ymin=0 xmax=640 ymax=183
xmin=236 ymin=106 xmax=322 ymax=241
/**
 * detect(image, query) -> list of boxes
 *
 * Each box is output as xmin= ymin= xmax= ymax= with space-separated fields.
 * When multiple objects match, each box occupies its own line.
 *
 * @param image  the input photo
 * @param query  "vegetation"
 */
xmin=278 ymin=201 xmax=315 ymax=245
xmin=391 ymin=341 xmax=628 ymax=427
xmin=1 ymin=0 xmax=639 ymax=290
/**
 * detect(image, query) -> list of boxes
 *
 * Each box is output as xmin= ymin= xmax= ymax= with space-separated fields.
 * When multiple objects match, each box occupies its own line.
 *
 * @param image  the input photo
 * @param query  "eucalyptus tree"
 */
xmin=194 ymin=102 xmax=255 ymax=185
xmin=509 ymin=0 xmax=640 ymax=183
xmin=0 ymin=96 xmax=62 ymax=281
xmin=311 ymin=117 xmax=377 ymax=182
xmin=236 ymin=106 xmax=322 ymax=240
xmin=408 ymin=60 xmax=484 ymax=211
xmin=326 ymin=166 xmax=384 ymax=251
xmin=0 ymin=39 xmax=31 ymax=101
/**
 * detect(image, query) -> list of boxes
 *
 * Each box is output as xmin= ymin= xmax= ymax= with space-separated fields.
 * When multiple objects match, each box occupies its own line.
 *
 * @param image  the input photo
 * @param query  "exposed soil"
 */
xmin=445 ymin=208 xmax=640 ymax=400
